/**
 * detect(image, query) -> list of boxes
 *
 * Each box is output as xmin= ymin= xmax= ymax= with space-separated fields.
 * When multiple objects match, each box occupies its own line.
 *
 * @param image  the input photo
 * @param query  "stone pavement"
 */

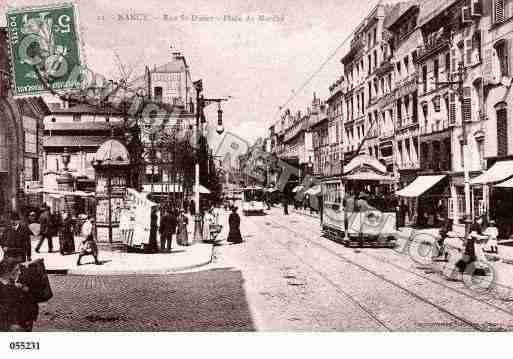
xmin=31 ymin=235 xmax=214 ymax=275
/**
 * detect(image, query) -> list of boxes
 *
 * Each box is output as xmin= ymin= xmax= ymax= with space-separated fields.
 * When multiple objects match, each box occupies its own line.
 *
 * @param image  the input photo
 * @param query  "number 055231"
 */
xmin=9 ymin=342 xmax=40 ymax=350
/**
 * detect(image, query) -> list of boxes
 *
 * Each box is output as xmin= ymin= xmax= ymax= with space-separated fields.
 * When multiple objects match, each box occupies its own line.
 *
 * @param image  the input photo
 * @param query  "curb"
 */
xmin=45 ymin=244 xmax=215 ymax=276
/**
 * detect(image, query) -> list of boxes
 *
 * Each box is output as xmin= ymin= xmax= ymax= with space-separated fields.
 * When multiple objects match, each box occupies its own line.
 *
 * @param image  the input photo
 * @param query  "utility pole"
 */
xmin=436 ymin=62 xmax=473 ymax=262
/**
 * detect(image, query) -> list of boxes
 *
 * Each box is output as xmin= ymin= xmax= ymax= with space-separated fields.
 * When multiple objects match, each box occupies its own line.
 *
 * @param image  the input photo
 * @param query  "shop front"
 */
xmin=396 ymin=174 xmax=449 ymax=227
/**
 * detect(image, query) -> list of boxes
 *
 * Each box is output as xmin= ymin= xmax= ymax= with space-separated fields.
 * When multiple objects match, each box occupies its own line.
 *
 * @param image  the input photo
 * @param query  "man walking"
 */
xmin=159 ymin=208 xmax=178 ymax=253
xmin=282 ymin=195 xmax=289 ymax=216
xmin=35 ymin=206 xmax=53 ymax=253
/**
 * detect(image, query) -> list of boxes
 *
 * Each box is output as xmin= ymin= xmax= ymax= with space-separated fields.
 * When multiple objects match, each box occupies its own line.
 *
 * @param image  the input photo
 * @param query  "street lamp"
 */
xmin=193 ymin=79 xmax=229 ymax=242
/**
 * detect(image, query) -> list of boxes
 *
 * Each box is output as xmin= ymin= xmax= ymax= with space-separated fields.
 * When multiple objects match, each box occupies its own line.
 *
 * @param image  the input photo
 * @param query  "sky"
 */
xmin=1 ymin=0 xmax=405 ymax=145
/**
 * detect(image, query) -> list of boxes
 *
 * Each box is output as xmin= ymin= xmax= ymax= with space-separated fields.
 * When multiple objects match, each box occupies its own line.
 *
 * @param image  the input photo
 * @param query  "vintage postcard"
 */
xmin=0 ymin=0 xmax=512 ymax=357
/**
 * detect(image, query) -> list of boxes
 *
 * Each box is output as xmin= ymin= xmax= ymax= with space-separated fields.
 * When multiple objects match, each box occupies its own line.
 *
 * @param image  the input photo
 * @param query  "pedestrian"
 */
xmin=227 ymin=206 xmax=243 ymax=244
xmin=282 ymin=195 xmax=289 ymax=216
xmin=399 ymin=201 xmax=408 ymax=228
xmin=35 ymin=206 xmax=53 ymax=253
xmin=0 ymin=212 xmax=32 ymax=265
xmin=148 ymin=207 xmax=159 ymax=253
xmin=159 ymin=208 xmax=177 ymax=252
xmin=59 ymin=211 xmax=75 ymax=255
xmin=190 ymin=199 xmax=196 ymax=216
xmin=77 ymin=216 xmax=100 ymax=266
xmin=483 ymin=220 xmax=499 ymax=254
xmin=0 ymin=258 xmax=39 ymax=331
xmin=177 ymin=210 xmax=189 ymax=246
xmin=203 ymin=208 xmax=215 ymax=241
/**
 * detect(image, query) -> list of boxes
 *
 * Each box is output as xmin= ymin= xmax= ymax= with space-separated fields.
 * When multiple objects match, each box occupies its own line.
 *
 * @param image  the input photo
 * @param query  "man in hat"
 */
xmin=35 ymin=206 xmax=53 ymax=253
xmin=0 ymin=212 xmax=32 ymax=264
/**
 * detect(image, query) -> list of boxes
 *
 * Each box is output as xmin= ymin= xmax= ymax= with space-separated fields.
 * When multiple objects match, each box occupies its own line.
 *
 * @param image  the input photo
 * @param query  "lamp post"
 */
xmin=436 ymin=62 xmax=472 ymax=252
xmin=192 ymin=80 xmax=228 ymax=242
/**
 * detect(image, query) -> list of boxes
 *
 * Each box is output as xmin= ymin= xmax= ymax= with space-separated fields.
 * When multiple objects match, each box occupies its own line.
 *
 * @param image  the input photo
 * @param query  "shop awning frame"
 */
xmin=395 ymin=175 xmax=446 ymax=198
xmin=470 ymin=160 xmax=513 ymax=185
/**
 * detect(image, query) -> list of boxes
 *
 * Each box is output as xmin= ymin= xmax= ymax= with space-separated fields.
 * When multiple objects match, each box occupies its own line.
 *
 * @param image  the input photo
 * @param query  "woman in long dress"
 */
xmin=59 ymin=211 xmax=75 ymax=255
xmin=203 ymin=209 xmax=214 ymax=242
xmin=177 ymin=210 xmax=189 ymax=246
xmin=227 ymin=206 xmax=243 ymax=244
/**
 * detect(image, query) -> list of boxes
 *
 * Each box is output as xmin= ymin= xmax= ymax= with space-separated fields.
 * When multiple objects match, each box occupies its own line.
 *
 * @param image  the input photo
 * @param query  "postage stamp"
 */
xmin=5 ymin=3 xmax=82 ymax=96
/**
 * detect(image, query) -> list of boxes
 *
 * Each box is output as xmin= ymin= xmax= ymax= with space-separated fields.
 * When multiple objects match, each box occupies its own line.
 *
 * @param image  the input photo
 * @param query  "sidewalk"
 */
xmin=31 ymin=235 xmax=214 ymax=275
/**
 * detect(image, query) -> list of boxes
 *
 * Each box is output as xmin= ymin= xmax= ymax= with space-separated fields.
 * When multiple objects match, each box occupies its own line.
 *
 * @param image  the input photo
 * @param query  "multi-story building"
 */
xmin=385 ymin=1 xmax=421 ymax=184
xmin=340 ymin=2 xmax=395 ymax=169
xmin=325 ymin=77 xmax=344 ymax=177
xmin=469 ymin=0 xmax=513 ymax=237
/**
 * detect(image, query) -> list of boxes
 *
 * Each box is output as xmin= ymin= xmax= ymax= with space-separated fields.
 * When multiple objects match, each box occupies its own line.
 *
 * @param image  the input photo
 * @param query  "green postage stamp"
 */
xmin=6 ymin=3 xmax=82 ymax=96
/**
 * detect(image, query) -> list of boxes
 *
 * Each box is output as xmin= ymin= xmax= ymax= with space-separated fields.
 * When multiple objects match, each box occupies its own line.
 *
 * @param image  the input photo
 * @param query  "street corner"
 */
xmin=34 ymin=242 xmax=215 ymax=276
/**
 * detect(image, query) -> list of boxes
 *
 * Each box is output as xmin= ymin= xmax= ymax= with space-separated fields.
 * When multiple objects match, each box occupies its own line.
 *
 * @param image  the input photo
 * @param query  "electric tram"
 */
xmin=241 ymin=186 xmax=266 ymax=215
xmin=321 ymin=155 xmax=398 ymax=248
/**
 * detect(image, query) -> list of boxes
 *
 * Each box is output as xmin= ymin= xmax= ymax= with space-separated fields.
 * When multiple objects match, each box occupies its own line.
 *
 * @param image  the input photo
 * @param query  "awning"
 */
xmin=292 ymin=185 xmax=304 ymax=193
xmin=469 ymin=160 xmax=513 ymax=185
xmin=344 ymin=172 xmax=396 ymax=182
xmin=27 ymin=188 xmax=95 ymax=197
xmin=305 ymin=185 xmax=321 ymax=196
xmin=43 ymin=136 xmax=107 ymax=148
xmin=396 ymin=175 xmax=446 ymax=197
xmin=495 ymin=177 xmax=513 ymax=188
xmin=195 ymin=184 xmax=211 ymax=194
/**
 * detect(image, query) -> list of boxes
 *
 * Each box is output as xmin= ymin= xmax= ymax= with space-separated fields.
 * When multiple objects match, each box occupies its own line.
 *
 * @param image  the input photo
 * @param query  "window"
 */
xmin=154 ymin=86 xmax=163 ymax=102
xmin=404 ymin=96 xmax=410 ymax=120
xmin=373 ymin=28 xmax=377 ymax=45
xmin=397 ymin=99 xmax=403 ymax=126
xmin=445 ymin=52 xmax=451 ymax=74
xmin=497 ymin=104 xmax=508 ymax=156
xmin=494 ymin=40 xmax=509 ymax=77
xmin=32 ymin=158 xmax=39 ymax=181
xmin=374 ymin=50 xmax=378 ymax=69
xmin=422 ymin=65 xmax=428 ymax=93
xmin=368 ymin=55 xmax=372 ymax=74
xmin=72 ymin=114 xmax=81 ymax=122
xmin=397 ymin=61 xmax=402 ymax=76
xmin=433 ymin=95 xmax=441 ymax=112
xmin=494 ymin=0 xmax=505 ymax=23
xmin=434 ymin=58 xmax=439 ymax=87
xmin=404 ymin=56 xmax=409 ymax=74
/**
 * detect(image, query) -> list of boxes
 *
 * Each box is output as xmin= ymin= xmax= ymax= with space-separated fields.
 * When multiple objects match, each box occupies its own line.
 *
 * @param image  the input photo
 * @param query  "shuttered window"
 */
xmin=495 ymin=0 xmax=505 ymax=23
xmin=497 ymin=108 xmax=508 ymax=156
xmin=466 ymin=38 xmax=473 ymax=66
xmin=449 ymin=93 xmax=457 ymax=125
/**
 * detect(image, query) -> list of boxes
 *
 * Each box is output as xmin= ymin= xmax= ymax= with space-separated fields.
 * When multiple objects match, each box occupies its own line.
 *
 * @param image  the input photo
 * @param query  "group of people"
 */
xmin=157 ymin=207 xmax=190 ymax=252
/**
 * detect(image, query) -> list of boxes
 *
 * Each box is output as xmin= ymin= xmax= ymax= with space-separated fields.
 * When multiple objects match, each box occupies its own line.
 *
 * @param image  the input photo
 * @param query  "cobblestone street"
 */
xmin=34 ymin=208 xmax=513 ymax=331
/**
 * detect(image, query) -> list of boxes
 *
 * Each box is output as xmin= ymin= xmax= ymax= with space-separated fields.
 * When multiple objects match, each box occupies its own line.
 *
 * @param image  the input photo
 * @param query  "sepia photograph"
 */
xmin=0 ymin=0 xmax=512 ymax=356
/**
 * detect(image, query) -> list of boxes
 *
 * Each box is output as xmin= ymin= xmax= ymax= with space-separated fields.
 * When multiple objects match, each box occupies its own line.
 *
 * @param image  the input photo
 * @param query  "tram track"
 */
xmin=258 ymin=213 xmax=513 ymax=331
xmin=282 ymin=211 xmax=513 ymax=316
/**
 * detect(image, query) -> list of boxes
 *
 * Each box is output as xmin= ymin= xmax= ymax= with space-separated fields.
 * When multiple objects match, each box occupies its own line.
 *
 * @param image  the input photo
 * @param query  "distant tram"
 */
xmin=321 ymin=155 xmax=397 ymax=248
xmin=241 ymin=186 xmax=266 ymax=215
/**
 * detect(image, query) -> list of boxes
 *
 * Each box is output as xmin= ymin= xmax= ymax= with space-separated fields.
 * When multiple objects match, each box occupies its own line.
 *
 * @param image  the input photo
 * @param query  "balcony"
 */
xmin=373 ymin=59 xmax=394 ymax=77
xmin=416 ymin=36 xmax=450 ymax=63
